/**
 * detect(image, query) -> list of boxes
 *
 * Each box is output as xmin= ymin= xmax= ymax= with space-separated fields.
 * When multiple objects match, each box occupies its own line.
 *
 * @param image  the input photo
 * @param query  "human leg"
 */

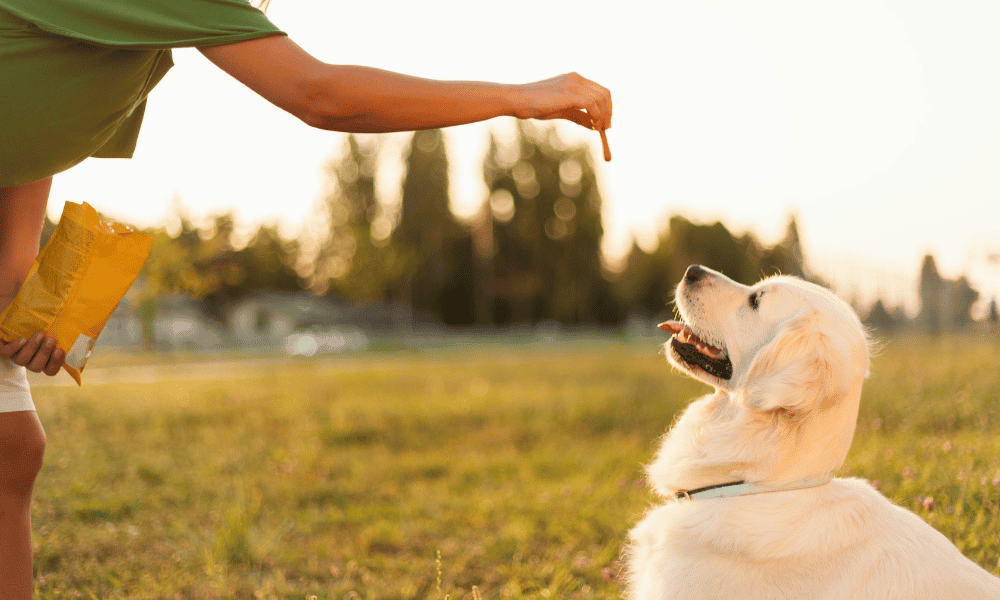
xmin=0 ymin=409 xmax=46 ymax=600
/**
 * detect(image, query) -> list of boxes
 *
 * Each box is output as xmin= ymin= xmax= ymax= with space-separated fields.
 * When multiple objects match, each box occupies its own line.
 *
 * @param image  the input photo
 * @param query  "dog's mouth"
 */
xmin=659 ymin=321 xmax=733 ymax=380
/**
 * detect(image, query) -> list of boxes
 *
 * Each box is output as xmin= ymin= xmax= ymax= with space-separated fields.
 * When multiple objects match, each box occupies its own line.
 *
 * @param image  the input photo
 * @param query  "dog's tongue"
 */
xmin=657 ymin=320 xmax=726 ymax=359
xmin=658 ymin=320 xmax=685 ymax=335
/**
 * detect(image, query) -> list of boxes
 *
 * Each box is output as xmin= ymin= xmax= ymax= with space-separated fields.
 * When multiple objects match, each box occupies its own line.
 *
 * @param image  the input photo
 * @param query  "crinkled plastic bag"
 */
xmin=0 ymin=202 xmax=152 ymax=384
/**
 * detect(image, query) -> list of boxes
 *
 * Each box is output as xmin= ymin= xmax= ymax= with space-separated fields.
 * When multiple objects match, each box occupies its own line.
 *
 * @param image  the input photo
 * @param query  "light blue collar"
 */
xmin=676 ymin=473 xmax=834 ymax=500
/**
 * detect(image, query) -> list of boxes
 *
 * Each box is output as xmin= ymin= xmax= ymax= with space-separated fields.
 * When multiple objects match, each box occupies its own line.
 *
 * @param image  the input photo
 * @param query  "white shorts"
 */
xmin=0 ymin=358 xmax=35 ymax=413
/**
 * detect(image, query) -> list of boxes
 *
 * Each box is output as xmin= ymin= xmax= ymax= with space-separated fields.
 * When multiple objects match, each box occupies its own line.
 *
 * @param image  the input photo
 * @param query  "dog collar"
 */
xmin=675 ymin=473 xmax=833 ymax=500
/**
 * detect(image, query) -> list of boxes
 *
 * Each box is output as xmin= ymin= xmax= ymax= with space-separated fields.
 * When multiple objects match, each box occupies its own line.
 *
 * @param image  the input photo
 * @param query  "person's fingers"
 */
xmin=10 ymin=332 xmax=43 ymax=367
xmin=3 ymin=333 xmax=67 ymax=375
xmin=536 ymin=106 xmax=611 ymax=161
xmin=566 ymin=72 xmax=612 ymax=130
xmin=516 ymin=72 xmax=612 ymax=130
xmin=535 ymin=107 xmax=594 ymax=128
xmin=0 ymin=337 xmax=28 ymax=359
xmin=26 ymin=335 xmax=57 ymax=373
xmin=580 ymin=92 xmax=611 ymax=132
xmin=43 ymin=347 xmax=65 ymax=377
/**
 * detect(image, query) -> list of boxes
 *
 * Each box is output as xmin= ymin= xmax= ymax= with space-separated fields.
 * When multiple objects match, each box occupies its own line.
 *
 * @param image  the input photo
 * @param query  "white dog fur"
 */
xmin=627 ymin=265 xmax=1000 ymax=599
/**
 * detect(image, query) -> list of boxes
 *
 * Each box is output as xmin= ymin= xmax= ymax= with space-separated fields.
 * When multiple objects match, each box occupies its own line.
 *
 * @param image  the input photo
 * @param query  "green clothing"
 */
xmin=0 ymin=0 xmax=285 ymax=187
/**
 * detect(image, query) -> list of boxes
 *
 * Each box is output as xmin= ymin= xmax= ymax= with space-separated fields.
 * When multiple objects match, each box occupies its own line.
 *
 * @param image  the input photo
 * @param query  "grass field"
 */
xmin=30 ymin=334 xmax=1000 ymax=599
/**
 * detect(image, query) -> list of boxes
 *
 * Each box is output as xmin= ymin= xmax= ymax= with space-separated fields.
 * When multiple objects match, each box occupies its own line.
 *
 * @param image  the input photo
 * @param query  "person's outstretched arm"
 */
xmin=199 ymin=35 xmax=612 ymax=134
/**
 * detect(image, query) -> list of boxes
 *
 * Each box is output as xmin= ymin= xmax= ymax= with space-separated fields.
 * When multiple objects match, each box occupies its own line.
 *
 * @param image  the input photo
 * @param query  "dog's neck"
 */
xmin=645 ymin=389 xmax=859 ymax=498
xmin=674 ymin=473 xmax=834 ymax=500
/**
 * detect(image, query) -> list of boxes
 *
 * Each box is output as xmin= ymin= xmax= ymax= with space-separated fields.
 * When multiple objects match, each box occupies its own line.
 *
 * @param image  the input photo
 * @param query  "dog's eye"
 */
xmin=748 ymin=291 xmax=762 ymax=310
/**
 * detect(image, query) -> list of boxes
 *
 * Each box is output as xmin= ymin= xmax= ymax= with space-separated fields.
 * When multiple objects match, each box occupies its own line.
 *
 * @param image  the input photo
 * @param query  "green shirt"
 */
xmin=0 ymin=0 xmax=285 ymax=187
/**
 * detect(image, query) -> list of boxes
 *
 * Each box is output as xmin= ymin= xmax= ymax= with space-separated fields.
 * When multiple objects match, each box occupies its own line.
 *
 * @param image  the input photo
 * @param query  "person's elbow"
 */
xmin=292 ymin=83 xmax=344 ymax=130
xmin=291 ymin=75 xmax=372 ymax=132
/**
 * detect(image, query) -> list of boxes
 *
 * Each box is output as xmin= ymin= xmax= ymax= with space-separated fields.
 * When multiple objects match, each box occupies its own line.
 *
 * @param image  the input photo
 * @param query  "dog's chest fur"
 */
xmin=626 ymin=477 xmax=1000 ymax=600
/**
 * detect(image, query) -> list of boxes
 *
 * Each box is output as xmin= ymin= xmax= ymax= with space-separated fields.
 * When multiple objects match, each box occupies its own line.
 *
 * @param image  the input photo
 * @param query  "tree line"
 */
xmin=866 ymin=254 xmax=994 ymax=335
xmin=41 ymin=124 xmax=990 ymax=333
xmin=309 ymin=125 xmax=621 ymax=325
xmin=109 ymin=124 xmax=810 ymax=328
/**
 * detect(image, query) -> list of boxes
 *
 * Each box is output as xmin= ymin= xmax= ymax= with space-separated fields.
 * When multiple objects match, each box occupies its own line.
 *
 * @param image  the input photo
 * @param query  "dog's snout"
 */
xmin=684 ymin=265 xmax=708 ymax=284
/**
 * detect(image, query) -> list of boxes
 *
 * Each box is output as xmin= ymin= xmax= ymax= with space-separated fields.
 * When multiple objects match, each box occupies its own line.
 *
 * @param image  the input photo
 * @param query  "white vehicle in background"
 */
xmin=283 ymin=328 xmax=368 ymax=357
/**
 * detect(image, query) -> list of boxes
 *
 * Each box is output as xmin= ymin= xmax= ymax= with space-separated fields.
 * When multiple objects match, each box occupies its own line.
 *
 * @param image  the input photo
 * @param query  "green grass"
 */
xmin=30 ymin=335 xmax=1000 ymax=599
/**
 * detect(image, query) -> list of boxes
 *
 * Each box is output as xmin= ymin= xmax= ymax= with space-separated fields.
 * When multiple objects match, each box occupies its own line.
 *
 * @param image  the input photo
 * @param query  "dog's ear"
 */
xmin=739 ymin=312 xmax=850 ymax=414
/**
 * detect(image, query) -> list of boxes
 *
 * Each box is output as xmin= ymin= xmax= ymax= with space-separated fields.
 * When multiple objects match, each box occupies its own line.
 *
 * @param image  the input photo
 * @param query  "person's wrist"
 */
xmin=499 ymin=82 xmax=528 ymax=119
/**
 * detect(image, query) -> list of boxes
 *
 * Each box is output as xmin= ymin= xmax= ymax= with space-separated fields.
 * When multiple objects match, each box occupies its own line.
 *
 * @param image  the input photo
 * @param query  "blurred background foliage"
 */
xmin=40 ymin=124 xmax=995 ymax=339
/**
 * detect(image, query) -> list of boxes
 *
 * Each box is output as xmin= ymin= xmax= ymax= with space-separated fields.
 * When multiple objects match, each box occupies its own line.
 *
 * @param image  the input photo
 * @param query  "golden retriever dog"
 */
xmin=627 ymin=265 xmax=1000 ymax=599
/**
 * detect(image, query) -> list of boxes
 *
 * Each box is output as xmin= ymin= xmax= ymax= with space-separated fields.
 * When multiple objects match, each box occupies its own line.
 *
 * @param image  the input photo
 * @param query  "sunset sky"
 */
xmin=48 ymin=0 xmax=1000 ymax=313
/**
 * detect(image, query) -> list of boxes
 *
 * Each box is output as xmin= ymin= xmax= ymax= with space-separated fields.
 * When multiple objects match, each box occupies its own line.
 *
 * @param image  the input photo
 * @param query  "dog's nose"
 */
xmin=684 ymin=265 xmax=708 ymax=284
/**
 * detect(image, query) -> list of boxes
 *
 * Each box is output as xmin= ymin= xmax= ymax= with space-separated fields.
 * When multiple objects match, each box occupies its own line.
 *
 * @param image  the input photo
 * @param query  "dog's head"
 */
xmin=650 ymin=265 xmax=871 ymax=489
xmin=662 ymin=265 xmax=869 ymax=411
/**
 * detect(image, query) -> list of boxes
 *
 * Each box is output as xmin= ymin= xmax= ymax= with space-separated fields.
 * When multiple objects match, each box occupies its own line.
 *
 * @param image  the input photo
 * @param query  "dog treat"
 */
xmin=599 ymin=129 xmax=612 ymax=162
xmin=0 ymin=202 xmax=152 ymax=384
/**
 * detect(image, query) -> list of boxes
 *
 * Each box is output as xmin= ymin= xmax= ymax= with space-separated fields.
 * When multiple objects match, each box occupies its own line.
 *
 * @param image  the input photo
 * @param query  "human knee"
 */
xmin=0 ymin=415 xmax=46 ymax=492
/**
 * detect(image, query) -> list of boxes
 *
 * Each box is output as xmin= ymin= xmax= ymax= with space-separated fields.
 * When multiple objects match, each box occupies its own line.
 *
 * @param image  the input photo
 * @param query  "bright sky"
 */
xmin=49 ymin=0 xmax=1000 ymax=313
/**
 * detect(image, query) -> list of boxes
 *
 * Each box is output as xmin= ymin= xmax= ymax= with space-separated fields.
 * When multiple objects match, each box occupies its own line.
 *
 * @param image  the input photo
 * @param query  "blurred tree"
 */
xmin=314 ymin=135 xmax=411 ymax=302
xmin=482 ymin=123 xmax=620 ymax=325
xmin=667 ymin=218 xmax=762 ymax=284
xmin=395 ymin=129 xmax=472 ymax=323
xmin=615 ymin=214 xmax=814 ymax=317
xmin=779 ymin=216 xmax=806 ymax=276
xmin=191 ymin=214 xmax=304 ymax=319
xmin=482 ymin=130 xmax=537 ymax=323
xmin=198 ymin=213 xmax=238 ymax=317
xmin=913 ymin=255 xmax=981 ymax=333
xmin=469 ymin=183 xmax=496 ymax=325
xmin=229 ymin=225 xmax=301 ymax=293
xmin=948 ymin=275 xmax=979 ymax=329
xmin=438 ymin=235 xmax=478 ymax=325
xmin=864 ymin=298 xmax=907 ymax=335
xmin=642 ymin=217 xmax=753 ymax=309
xmin=549 ymin=138 xmax=620 ymax=324
xmin=613 ymin=240 xmax=669 ymax=317
xmin=918 ymin=254 xmax=943 ymax=335
xmin=138 ymin=205 xmax=306 ymax=343
xmin=759 ymin=216 xmax=807 ymax=278
xmin=138 ymin=208 xmax=220 ymax=346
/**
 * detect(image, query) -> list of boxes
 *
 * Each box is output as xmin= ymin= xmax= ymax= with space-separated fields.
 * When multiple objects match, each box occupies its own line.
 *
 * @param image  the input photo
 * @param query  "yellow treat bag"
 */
xmin=0 ymin=202 xmax=152 ymax=384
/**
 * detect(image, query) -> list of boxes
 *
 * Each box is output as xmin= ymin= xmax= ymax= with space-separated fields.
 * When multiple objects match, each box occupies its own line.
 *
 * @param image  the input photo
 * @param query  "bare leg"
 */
xmin=0 ymin=177 xmax=53 ymax=600
xmin=0 ymin=411 xmax=46 ymax=600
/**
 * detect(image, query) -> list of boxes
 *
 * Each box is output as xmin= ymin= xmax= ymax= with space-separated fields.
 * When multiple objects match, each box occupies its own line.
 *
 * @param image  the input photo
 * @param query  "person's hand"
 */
xmin=0 ymin=332 xmax=65 ymax=376
xmin=510 ymin=72 xmax=613 ymax=132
